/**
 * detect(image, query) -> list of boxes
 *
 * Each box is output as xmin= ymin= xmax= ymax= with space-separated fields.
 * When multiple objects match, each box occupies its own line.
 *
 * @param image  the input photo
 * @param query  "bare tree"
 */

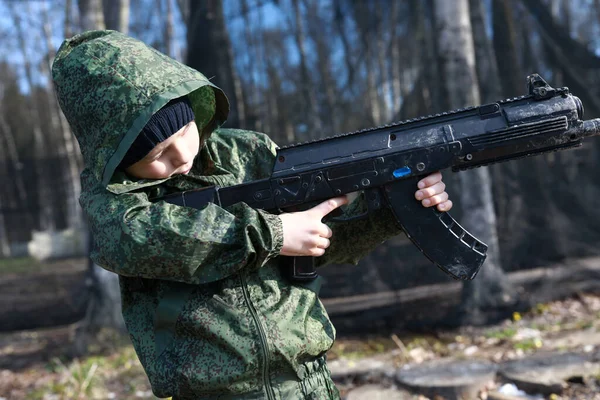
xmin=186 ymin=0 xmax=244 ymax=128
xmin=290 ymin=0 xmax=322 ymax=138
xmin=78 ymin=0 xmax=106 ymax=31
xmin=41 ymin=2 xmax=83 ymax=230
xmin=433 ymin=0 xmax=514 ymax=324
xmin=102 ymin=0 xmax=130 ymax=33
xmin=163 ymin=0 xmax=174 ymax=57
xmin=73 ymin=0 xmax=128 ymax=352
xmin=9 ymin=5 xmax=55 ymax=232
xmin=304 ymin=0 xmax=339 ymax=134
xmin=350 ymin=2 xmax=383 ymax=127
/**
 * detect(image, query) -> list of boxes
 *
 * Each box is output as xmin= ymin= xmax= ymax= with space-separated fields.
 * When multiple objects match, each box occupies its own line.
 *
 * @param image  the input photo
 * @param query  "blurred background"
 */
xmin=1 ymin=0 xmax=600 ymax=399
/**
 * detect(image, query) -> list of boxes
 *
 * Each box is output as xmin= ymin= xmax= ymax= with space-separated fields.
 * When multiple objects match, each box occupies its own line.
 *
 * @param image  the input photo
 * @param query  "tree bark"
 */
xmin=78 ymin=0 xmax=105 ymax=31
xmin=433 ymin=0 xmax=514 ymax=324
xmin=42 ymin=1 xmax=83 ymax=231
xmin=492 ymin=0 xmax=523 ymax=97
xmin=389 ymin=1 xmax=404 ymax=118
xmin=520 ymin=0 xmax=600 ymax=69
xmin=304 ymin=0 xmax=339 ymax=133
xmin=333 ymin=0 xmax=356 ymax=92
xmin=186 ymin=0 xmax=243 ymax=128
xmin=350 ymin=2 xmax=382 ymax=126
xmin=71 ymin=0 xmax=126 ymax=351
xmin=164 ymin=0 xmax=174 ymax=57
xmin=290 ymin=0 xmax=322 ymax=138
xmin=0 ymin=111 xmax=27 ymax=205
xmin=9 ymin=5 xmax=55 ymax=232
xmin=469 ymin=0 xmax=501 ymax=102
xmin=102 ymin=0 xmax=129 ymax=33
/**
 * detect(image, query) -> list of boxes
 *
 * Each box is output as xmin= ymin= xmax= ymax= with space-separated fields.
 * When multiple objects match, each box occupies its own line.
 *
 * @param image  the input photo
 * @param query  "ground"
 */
xmin=1 ymin=292 xmax=599 ymax=399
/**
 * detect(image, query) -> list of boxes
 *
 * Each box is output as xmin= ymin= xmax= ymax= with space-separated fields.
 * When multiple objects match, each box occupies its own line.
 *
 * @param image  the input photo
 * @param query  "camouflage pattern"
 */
xmin=52 ymin=30 xmax=402 ymax=399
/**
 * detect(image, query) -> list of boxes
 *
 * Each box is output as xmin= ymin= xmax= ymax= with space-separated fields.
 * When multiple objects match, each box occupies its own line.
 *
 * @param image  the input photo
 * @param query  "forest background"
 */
xmin=0 ymin=0 xmax=599 ymax=346
xmin=1 ymin=0 xmax=600 ymax=398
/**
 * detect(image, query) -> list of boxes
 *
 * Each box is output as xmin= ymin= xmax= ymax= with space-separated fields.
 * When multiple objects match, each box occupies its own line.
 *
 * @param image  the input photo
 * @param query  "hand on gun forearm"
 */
xmin=415 ymin=171 xmax=453 ymax=212
xmin=279 ymin=196 xmax=348 ymax=257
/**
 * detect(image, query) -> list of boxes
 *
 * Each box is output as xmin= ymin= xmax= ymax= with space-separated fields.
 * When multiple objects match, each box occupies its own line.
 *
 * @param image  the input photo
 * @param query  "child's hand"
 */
xmin=279 ymin=196 xmax=349 ymax=257
xmin=415 ymin=171 xmax=453 ymax=212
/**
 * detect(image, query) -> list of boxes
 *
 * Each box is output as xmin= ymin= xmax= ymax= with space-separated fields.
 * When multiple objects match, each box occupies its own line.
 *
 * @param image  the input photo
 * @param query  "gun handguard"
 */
xmin=161 ymin=74 xmax=600 ymax=281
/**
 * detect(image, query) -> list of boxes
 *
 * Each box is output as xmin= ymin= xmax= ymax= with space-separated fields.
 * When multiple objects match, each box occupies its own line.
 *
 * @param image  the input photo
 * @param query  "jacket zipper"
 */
xmin=241 ymin=272 xmax=276 ymax=400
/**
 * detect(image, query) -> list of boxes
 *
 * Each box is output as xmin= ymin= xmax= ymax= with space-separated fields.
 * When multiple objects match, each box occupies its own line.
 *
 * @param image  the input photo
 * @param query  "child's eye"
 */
xmin=181 ymin=124 xmax=191 ymax=136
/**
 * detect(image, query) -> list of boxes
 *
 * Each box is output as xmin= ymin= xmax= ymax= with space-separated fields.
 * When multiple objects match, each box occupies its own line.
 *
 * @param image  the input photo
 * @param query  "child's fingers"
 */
xmin=315 ymin=237 xmax=330 ymax=249
xmin=421 ymin=192 xmax=449 ymax=207
xmin=319 ymin=224 xmax=333 ymax=238
xmin=415 ymin=181 xmax=446 ymax=200
xmin=417 ymin=171 xmax=442 ymax=189
xmin=437 ymin=200 xmax=453 ymax=212
xmin=309 ymin=247 xmax=326 ymax=257
xmin=311 ymin=196 xmax=349 ymax=218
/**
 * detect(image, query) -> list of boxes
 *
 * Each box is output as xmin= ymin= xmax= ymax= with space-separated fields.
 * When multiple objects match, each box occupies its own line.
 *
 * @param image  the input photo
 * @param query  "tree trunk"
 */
xmin=433 ymin=0 xmax=514 ymax=324
xmin=0 ymin=126 xmax=11 ymax=256
xmin=102 ymin=0 xmax=130 ymax=33
xmin=65 ymin=0 xmax=74 ymax=38
xmin=492 ymin=0 xmax=523 ymax=98
xmin=42 ymin=1 xmax=83 ymax=231
xmin=78 ymin=0 xmax=105 ymax=31
xmin=71 ymin=0 xmax=126 ymax=352
xmin=375 ymin=1 xmax=392 ymax=124
xmin=389 ymin=1 xmax=403 ymax=118
xmin=333 ymin=0 xmax=356 ymax=92
xmin=291 ymin=0 xmax=322 ymax=138
xmin=9 ymin=5 xmax=55 ymax=232
xmin=164 ymin=0 xmax=174 ymax=57
xmin=351 ymin=2 xmax=382 ymax=126
xmin=305 ymin=0 xmax=339 ymax=134
xmin=469 ymin=0 xmax=501 ymax=102
xmin=521 ymin=0 xmax=600 ymax=69
xmin=186 ymin=0 xmax=243 ymax=128
xmin=0 ymin=111 xmax=27 ymax=205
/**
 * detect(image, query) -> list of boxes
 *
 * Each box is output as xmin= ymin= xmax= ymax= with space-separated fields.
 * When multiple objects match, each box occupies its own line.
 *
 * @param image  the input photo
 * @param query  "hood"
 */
xmin=52 ymin=30 xmax=229 ymax=191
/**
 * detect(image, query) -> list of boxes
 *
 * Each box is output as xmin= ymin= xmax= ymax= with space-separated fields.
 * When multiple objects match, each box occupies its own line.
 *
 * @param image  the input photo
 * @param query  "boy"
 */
xmin=52 ymin=30 xmax=452 ymax=399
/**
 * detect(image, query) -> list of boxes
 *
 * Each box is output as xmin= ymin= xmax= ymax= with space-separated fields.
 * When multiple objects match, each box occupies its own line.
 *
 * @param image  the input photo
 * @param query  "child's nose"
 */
xmin=171 ymin=140 xmax=190 ymax=164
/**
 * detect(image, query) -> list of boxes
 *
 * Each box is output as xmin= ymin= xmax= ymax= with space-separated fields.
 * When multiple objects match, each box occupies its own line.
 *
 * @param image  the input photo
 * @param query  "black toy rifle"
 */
xmin=162 ymin=75 xmax=600 ymax=281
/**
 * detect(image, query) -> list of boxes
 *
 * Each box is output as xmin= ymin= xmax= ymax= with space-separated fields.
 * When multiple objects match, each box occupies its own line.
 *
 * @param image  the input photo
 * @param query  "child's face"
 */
xmin=125 ymin=121 xmax=200 ymax=180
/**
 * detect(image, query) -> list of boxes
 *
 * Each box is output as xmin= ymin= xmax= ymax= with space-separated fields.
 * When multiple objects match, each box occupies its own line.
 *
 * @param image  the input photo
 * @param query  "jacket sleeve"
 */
xmin=81 ymin=169 xmax=284 ymax=285
xmin=315 ymin=194 xmax=403 ymax=267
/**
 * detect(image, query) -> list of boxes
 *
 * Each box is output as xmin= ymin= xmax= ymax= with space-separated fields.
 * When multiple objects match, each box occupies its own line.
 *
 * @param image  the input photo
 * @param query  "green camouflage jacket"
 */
xmin=52 ymin=30 xmax=401 ymax=399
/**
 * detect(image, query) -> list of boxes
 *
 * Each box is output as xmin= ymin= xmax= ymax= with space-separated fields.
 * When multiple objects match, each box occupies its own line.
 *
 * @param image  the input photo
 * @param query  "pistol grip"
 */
xmin=281 ymin=256 xmax=318 ymax=281
xmin=383 ymin=177 xmax=487 ymax=280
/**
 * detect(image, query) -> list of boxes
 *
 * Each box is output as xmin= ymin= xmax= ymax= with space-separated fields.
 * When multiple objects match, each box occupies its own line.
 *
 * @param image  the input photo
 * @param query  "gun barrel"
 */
xmin=581 ymin=119 xmax=600 ymax=138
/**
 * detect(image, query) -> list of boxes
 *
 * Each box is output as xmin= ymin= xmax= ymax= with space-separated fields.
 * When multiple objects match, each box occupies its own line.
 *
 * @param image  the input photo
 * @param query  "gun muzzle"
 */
xmin=581 ymin=119 xmax=600 ymax=139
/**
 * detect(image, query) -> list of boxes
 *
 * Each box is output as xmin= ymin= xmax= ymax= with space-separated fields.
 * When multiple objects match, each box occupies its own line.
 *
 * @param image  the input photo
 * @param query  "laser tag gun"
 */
xmin=161 ymin=74 xmax=600 ymax=282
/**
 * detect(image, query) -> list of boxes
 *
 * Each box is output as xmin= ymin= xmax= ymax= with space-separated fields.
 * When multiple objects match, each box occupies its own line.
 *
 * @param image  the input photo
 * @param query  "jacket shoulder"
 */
xmin=204 ymin=129 xmax=278 ymax=180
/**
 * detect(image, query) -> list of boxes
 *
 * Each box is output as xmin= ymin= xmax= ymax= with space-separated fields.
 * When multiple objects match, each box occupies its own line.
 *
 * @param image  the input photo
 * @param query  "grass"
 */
xmin=0 ymin=256 xmax=44 ymax=275
xmin=26 ymin=330 xmax=164 ymax=400
xmin=484 ymin=326 xmax=518 ymax=340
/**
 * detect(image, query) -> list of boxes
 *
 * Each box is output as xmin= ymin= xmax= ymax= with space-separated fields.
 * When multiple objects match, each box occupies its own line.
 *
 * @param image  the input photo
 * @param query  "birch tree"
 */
xmin=433 ymin=0 xmax=514 ymax=324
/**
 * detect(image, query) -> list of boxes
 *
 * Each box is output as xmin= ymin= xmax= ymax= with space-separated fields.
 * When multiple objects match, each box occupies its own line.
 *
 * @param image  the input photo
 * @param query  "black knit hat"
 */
xmin=119 ymin=97 xmax=195 ymax=169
